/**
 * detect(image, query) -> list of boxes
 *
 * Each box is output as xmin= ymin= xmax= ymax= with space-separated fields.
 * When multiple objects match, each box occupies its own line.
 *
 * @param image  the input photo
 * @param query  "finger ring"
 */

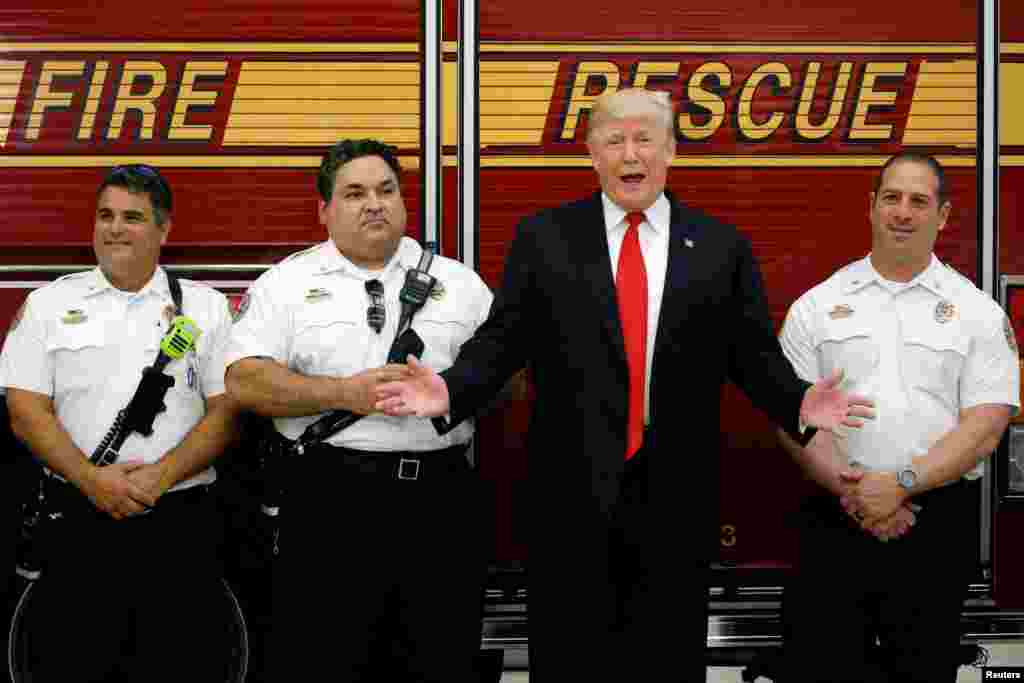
xmin=853 ymin=511 xmax=864 ymax=521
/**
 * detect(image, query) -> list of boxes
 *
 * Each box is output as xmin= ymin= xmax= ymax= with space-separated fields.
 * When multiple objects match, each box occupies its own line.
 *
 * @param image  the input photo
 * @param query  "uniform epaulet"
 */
xmin=280 ymin=244 xmax=322 ymax=265
xmin=835 ymin=260 xmax=862 ymax=276
xmin=942 ymin=263 xmax=975 ymax=289
xmin=54 ymin=270 xmax=92 ymax=284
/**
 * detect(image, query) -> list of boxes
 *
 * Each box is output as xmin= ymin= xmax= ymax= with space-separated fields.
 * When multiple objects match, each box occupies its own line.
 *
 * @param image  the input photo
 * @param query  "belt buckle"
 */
xmin=397 ymin=457 xmax=421 ymax=481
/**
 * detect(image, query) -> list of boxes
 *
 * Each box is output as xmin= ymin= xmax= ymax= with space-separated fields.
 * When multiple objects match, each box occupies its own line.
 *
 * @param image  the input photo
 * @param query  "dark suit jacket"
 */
xmin=443 ymin=190 xmax=809 ymax=549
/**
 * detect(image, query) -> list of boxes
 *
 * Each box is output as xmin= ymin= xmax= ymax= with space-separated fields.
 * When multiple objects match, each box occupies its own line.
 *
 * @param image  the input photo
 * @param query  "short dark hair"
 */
xmin=317 ymin=139 xmax=403 ymax=202
xmin=873 ymin=152 xmax=949 ymax=207
xmin=97 ymin=164 xmax=173 ymax=226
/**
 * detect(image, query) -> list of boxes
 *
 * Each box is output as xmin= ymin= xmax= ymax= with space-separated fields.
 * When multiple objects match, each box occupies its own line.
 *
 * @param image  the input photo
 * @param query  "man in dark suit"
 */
xmin=376 ymin=87 xmax=871 ymax=681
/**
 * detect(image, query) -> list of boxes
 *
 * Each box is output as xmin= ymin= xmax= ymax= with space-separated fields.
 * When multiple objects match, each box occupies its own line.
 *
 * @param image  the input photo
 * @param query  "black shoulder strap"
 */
xmin=167 ymin=271 xmax=183 ymax=315
xmin=395 ymin=245 xmax=436 ymax=335
xmin=89 ymin=270 xmax=186 ymax=466
xmin=416 ymin=244 xmax=433 ymax=274
xmin=291 ymin=244 xmax=436 ymax=455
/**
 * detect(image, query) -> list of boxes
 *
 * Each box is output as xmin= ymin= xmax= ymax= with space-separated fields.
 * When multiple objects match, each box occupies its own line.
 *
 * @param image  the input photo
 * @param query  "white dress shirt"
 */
xmin=226 ymin=236 xmax=494 ymax=452
xmin=603 ymin=191 xmax=671 ymax=424
xmin=780 ymin=255 xmax=1020 ymax=478
xmin=0 ymin=267 xmax=232 ymax=490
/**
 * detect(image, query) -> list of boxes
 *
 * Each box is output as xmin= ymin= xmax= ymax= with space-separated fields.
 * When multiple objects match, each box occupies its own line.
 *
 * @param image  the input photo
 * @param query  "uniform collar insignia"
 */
xmin=61 ymin=309 xmax=88 ymax=324
xmin=429 ymin=279 xmax=446 ymax=301
xmin=305 ymin=287 xmax=332 ymax=302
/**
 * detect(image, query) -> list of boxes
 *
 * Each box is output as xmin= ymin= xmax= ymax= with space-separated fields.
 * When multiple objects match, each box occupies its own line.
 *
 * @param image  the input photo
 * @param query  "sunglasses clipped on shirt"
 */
xmin=365 ymin=279 xmax=385 ymax=334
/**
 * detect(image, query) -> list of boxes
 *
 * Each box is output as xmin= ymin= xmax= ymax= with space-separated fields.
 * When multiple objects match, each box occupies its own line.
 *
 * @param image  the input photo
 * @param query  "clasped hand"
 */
xmin=838 ymin=468 xmax=915 ymax=542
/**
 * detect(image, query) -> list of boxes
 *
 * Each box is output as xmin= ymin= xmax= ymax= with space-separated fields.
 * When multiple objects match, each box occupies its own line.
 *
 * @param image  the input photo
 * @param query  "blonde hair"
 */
xmin=587 ymin=88 xmax=675 ymax=140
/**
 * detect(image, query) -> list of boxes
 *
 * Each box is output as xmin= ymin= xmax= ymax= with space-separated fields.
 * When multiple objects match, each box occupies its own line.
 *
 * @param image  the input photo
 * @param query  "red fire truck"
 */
xmin=1 ymin=0 xmax=1023 ymax=680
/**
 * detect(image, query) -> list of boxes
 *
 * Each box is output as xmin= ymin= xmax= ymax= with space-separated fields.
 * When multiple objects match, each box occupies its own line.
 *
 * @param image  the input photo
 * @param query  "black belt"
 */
xmin=913 ymin=476 xmax=978 ymax=508
xmin=45 ymin=476 xmax=209 ymax=519
xmin=305 ymin=443 xmax=471 ymax=481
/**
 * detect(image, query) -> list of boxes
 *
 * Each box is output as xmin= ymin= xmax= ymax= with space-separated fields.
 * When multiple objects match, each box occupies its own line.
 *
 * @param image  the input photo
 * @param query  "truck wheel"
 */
xmin=8 ymin=576 xmax=248 ymax=683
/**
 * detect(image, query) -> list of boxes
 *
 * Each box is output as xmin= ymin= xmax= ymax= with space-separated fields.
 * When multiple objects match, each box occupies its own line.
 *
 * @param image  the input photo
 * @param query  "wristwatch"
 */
xmin=896 ymin=465 xmax=919 ymax=492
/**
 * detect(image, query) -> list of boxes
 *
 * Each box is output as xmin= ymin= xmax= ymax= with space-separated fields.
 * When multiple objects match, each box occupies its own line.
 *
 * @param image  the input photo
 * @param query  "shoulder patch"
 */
xmin=230 ymin=292 xmax=250 ymax=323
xmin=54 ymin=271 xmax=91 ymax=283
xmin=8 ymin=299 xmax=26 ymax=333
xmin=1005 ymin=314 xmax=1020 ymax=357
xmin=941 ymin=263 xmax=977 ymax=291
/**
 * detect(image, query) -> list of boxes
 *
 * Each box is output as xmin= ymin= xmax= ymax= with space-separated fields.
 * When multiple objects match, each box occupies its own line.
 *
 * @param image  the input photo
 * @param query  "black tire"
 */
xmin=8 ymin=576 xmax=248 ymax=683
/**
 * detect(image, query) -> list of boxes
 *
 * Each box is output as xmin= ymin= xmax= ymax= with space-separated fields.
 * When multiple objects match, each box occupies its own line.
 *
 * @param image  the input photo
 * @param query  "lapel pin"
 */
xmin=684 ymin=238 xmax=694 ymax=248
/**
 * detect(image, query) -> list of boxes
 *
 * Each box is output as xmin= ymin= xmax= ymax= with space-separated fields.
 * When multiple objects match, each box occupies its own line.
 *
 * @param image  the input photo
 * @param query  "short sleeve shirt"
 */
xmin=226 ymin=237 xmax=494 ymax=452
xmin=780 ymin=255 xmax=1020 ymax=478
xmin=0 ymin=267 xmax=233 ymax=490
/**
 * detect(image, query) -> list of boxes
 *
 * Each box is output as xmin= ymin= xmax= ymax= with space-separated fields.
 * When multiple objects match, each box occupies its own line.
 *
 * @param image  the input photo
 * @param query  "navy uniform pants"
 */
xmin=265 ymin=443 xmax=489 ymax=683
xmin=782 ymin=479 xmax=978 ymax=683
xmin=24 ymin=482 xmax=226 ymax=683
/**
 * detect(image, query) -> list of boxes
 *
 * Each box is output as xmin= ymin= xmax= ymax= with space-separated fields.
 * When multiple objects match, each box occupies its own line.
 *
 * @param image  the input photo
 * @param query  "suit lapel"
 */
xmin=572 ymin=192 xmax=627 ymax=367
xmin=652 ymin=194 xmax=694 ymax=376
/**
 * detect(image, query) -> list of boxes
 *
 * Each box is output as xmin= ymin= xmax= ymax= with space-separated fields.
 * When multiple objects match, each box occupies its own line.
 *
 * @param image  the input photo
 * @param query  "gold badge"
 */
xmin=304 ymin=287 xmax=332 ymax=302
xmin=429 ymin=280 xmax=446 ymax=301
xmin=162 ymin=304 xmax=177 ymax=325
xmin=934 ymin=300 xmax=956 ymax=324
xmin=828 ymin=304 xmax=854 ymax=319
xmin=61 ymin=309 xmax=87 ymax=324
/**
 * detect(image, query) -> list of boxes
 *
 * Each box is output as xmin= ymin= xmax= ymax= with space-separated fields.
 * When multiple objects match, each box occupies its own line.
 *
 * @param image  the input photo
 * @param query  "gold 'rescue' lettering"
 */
xmin=680 ymin=62 xmax=731 ymax=141
xmin=849 ymin=61 xmax=907 ymax=140
xmin=795 ymin=62 xmax=852 ymax=140
xmin=738 ymin=62 xmax=791 ymax=140
xmin=561 ymin=61 xmax=619 ymax=141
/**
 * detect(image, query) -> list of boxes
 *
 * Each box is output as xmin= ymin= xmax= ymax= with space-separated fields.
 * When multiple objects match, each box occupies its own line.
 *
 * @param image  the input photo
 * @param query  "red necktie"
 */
xmin=617 ymin=211 xmax=647 ymax=460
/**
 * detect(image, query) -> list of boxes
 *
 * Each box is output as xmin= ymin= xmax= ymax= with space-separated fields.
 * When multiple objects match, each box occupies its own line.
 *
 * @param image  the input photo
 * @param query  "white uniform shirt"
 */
xmin=780 ymin=255 xmax=1020 ymax=478
xmin=603 ymin=191 xmax=671 ymax=423
xmin=0 ymin=267 xmax=232 ymax=490
xmin=225 ymin=236 xmax=494 ymax=452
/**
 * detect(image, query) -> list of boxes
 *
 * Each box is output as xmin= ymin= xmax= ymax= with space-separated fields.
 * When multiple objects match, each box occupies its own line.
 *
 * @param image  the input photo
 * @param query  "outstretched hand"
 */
xmin=375 ymin=355 xmax=450 ymax=418
xmin=800 ymin=369 xmax=874 ymax=433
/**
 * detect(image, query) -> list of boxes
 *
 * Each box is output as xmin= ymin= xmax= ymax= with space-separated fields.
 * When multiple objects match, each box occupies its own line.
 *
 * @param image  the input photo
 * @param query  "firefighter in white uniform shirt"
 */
xmin=0 ymin=164 xmax=239 ymax=683
xmin=777 ymin=152 xmax=1019 ymax=683
xmin=225 ymin=139 xmax=493 ymax=683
